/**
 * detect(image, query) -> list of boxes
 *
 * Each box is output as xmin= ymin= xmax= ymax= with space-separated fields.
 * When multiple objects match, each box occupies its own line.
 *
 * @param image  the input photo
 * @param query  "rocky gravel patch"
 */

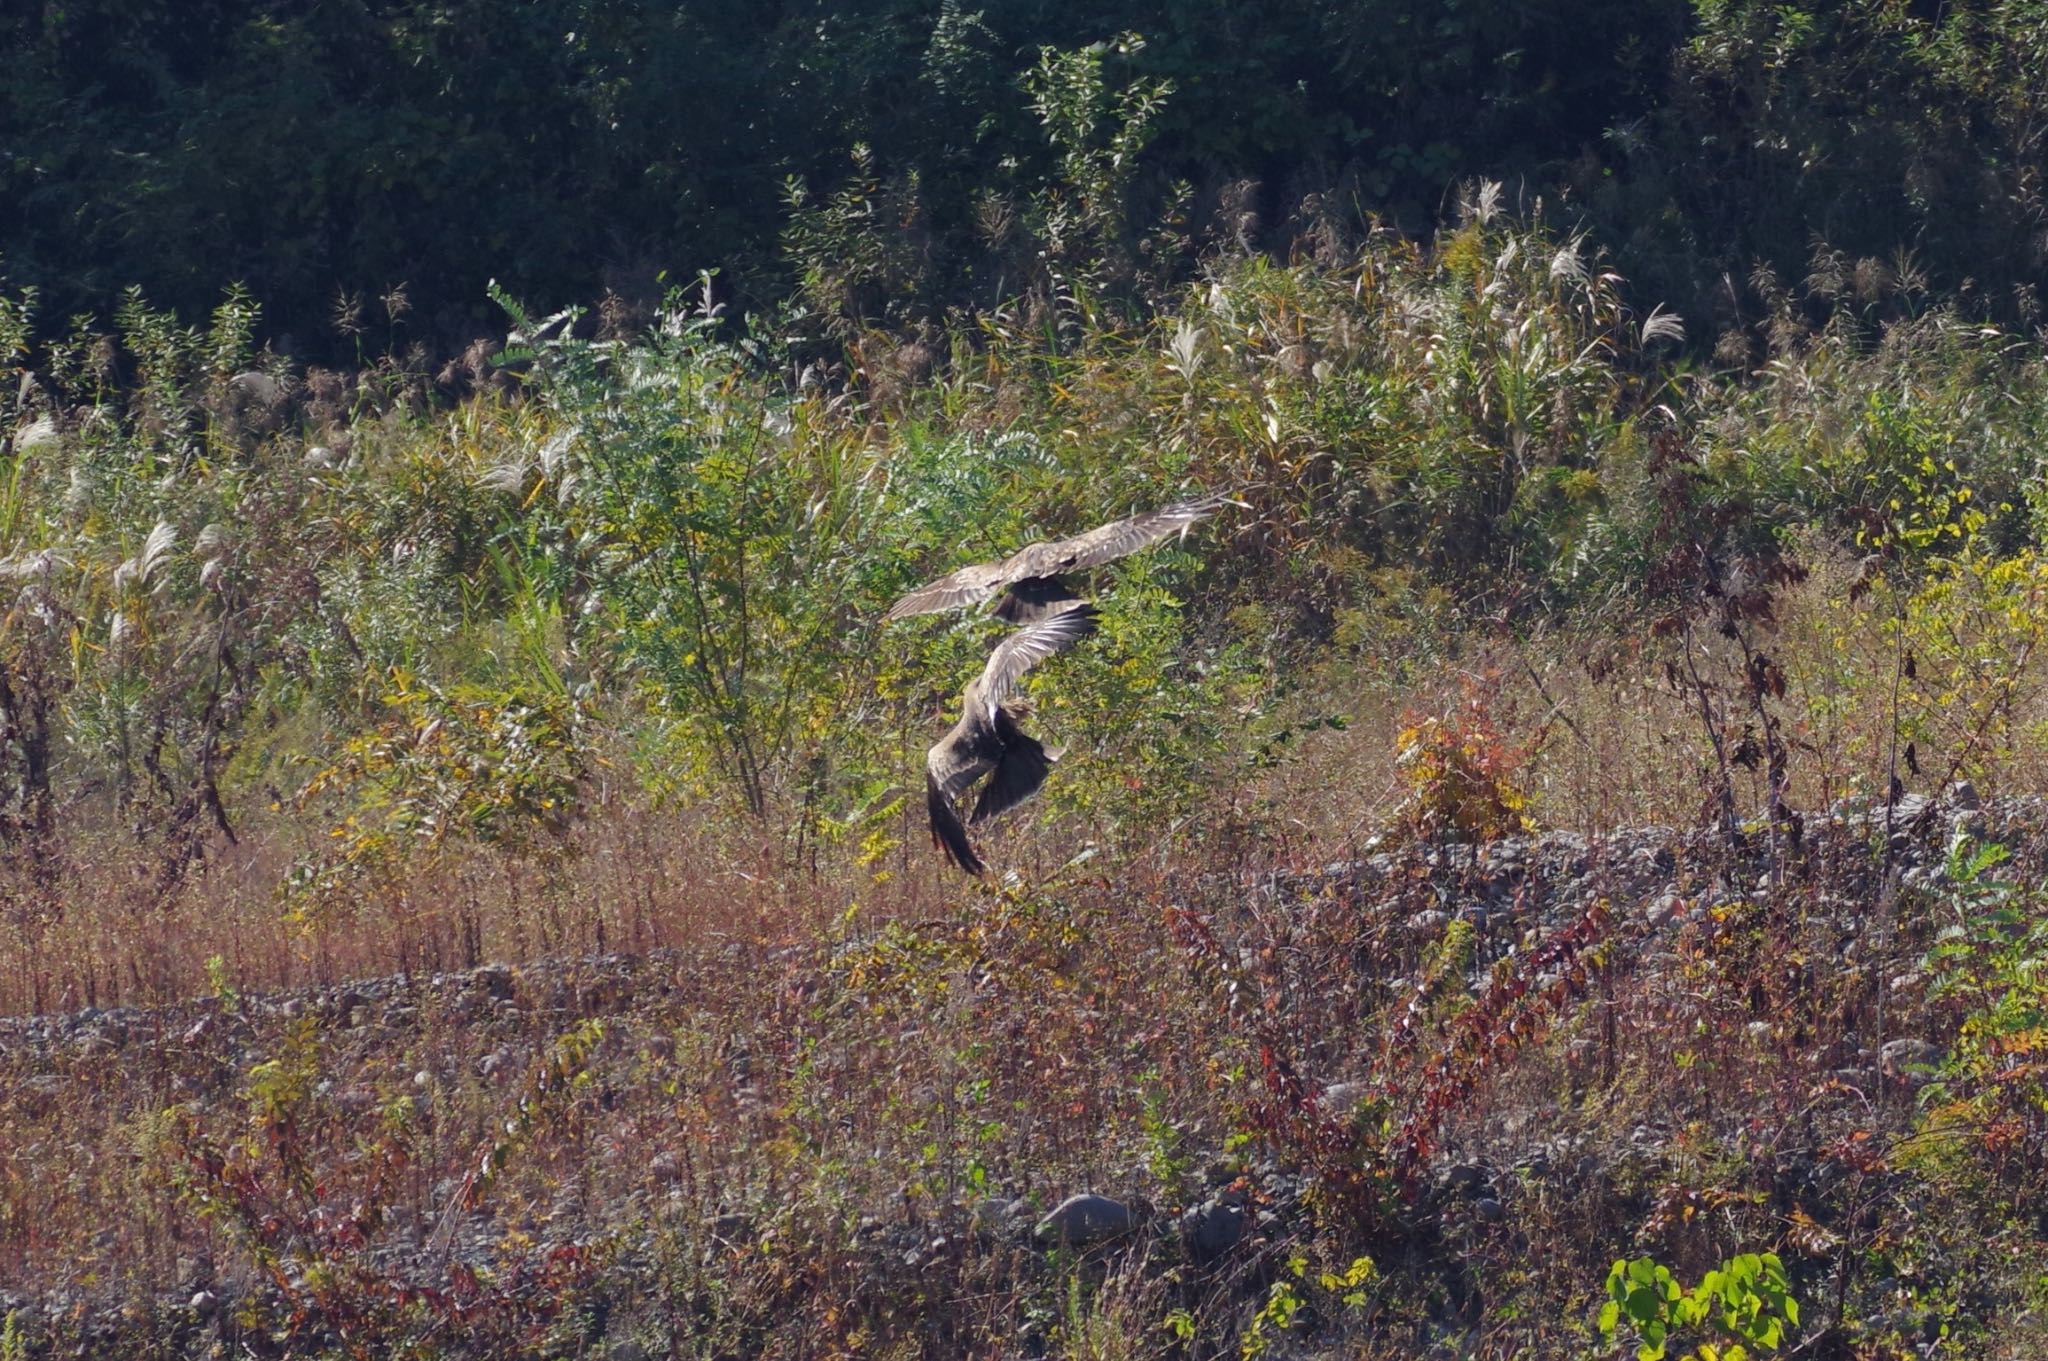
xmin=2 ymin=789 xmax=2037 ymax=1355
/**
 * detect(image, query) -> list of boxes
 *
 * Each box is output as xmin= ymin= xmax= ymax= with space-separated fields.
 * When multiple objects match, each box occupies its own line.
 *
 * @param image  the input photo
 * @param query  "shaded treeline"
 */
xmin=18 ymin=1 xmax=2046 ymax=356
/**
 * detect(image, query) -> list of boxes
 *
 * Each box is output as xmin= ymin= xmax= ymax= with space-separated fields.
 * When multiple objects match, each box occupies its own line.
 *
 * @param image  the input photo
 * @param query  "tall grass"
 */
xmin=4 ymin=201 xmax=2048 ymax=1010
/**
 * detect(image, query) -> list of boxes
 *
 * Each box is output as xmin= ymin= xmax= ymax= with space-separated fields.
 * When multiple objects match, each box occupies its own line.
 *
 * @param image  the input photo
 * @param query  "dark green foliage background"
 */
xmin=5 ymin=0 xmax=1720 ymax=345
xmin=18 ymin=2 xmax=2046 ymax=352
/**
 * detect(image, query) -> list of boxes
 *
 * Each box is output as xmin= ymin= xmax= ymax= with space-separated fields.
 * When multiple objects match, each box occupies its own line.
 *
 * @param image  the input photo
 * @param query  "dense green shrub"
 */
xmin=1586 ymin=0 xmax=2048 ymax=337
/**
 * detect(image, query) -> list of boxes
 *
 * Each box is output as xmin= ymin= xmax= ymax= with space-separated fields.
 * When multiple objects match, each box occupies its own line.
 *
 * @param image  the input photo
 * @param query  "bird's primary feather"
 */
xmin=975 ymin=602 xmax=1097 ymax=704
xmin=927 ymin=768 xmax=986 ymax=874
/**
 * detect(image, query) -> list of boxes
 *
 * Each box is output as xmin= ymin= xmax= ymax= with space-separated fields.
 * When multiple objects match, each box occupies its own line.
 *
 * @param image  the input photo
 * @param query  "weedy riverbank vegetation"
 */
xmin=3 ymin=24 xmax=2048 ymax=1358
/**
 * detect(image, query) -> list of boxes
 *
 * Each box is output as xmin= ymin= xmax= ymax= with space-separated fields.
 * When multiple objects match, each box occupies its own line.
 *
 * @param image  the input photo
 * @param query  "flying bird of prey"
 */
xmin=886 ymin=496 xmax=1222 ymax=624
xmin=924 ymin=603 xmax=1099 ymax=875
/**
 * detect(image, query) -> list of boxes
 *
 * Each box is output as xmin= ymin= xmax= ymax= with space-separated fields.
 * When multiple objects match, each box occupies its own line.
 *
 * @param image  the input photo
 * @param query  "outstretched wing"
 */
xmin=884 ymin=495 xmax=1222 ymax=620
xmin=976 ymin=603 xmax=1097 ymax=705
xmin=886 ymin=559 xmax=1015 ymax=620
xmin=999 ymin=496 xmax=1222 ymax=581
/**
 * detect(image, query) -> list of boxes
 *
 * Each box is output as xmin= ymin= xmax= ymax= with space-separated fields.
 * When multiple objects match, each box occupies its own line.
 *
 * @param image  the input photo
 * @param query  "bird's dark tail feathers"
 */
xmin=926 ymin=770 xmax=985 ymax=875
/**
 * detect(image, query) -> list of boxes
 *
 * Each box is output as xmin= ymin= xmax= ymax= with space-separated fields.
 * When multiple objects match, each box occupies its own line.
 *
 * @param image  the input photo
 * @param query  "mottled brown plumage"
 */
xmin=886 ymin=497 xmax=1221 ymax=623
xmin=924 ymin=604 xmax=1097 ymax=875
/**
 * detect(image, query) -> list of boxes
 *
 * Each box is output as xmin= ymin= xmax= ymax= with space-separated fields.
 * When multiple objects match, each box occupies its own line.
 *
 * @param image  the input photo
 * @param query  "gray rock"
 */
xmin=1441 ymin=1163 xmax=1488 ymax=1197
xmin=1880 ymin=1038 xmax=1942 ymax=1075
xmin=976 ymin=1196 xmax=1034 ymax=1238
xmin=1036 ymin=1193 xmax=1135 ymax=1246
xmin=1889 ymin=794 xmax=1932 ymax=825
xmin=708 ymin=1213 xmax=753 ymax=1242
xmin=1320 ymin=1081 xmax=1370 ymax=1117
xmin=474 ymin=964 xmax=516 ymax=999
xmin=1428 ymin=844 xmax=1479 ymax=871
xmin=1180 ymin=1201 xmax=1248 ymax=1259
xmin=1474 ymin=1197 xmax=1505 ymax=1222
xmin=228 ymin=371 xmax=282 ymax=408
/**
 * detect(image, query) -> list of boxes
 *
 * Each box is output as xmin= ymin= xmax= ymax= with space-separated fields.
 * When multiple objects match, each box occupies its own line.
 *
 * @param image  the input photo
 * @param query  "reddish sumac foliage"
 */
xmin=1386 ymin=897 xmax=1610 ymax=1177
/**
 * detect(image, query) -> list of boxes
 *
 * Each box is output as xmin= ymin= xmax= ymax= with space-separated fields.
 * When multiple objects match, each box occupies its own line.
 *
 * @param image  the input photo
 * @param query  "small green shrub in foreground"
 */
xmin=1598 ymin=1251 xmax=1799 ymax=1361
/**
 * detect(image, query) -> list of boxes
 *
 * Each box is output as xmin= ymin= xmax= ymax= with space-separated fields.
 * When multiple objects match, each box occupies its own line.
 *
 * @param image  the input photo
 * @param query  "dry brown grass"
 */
xmin=6 ymin=567 xmax=2048 ymax=1356
xmin=8 ymin=539 xmax=2045 ymax=1027
xmin=1268 ymin=550 xmax=2048 ymax=849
